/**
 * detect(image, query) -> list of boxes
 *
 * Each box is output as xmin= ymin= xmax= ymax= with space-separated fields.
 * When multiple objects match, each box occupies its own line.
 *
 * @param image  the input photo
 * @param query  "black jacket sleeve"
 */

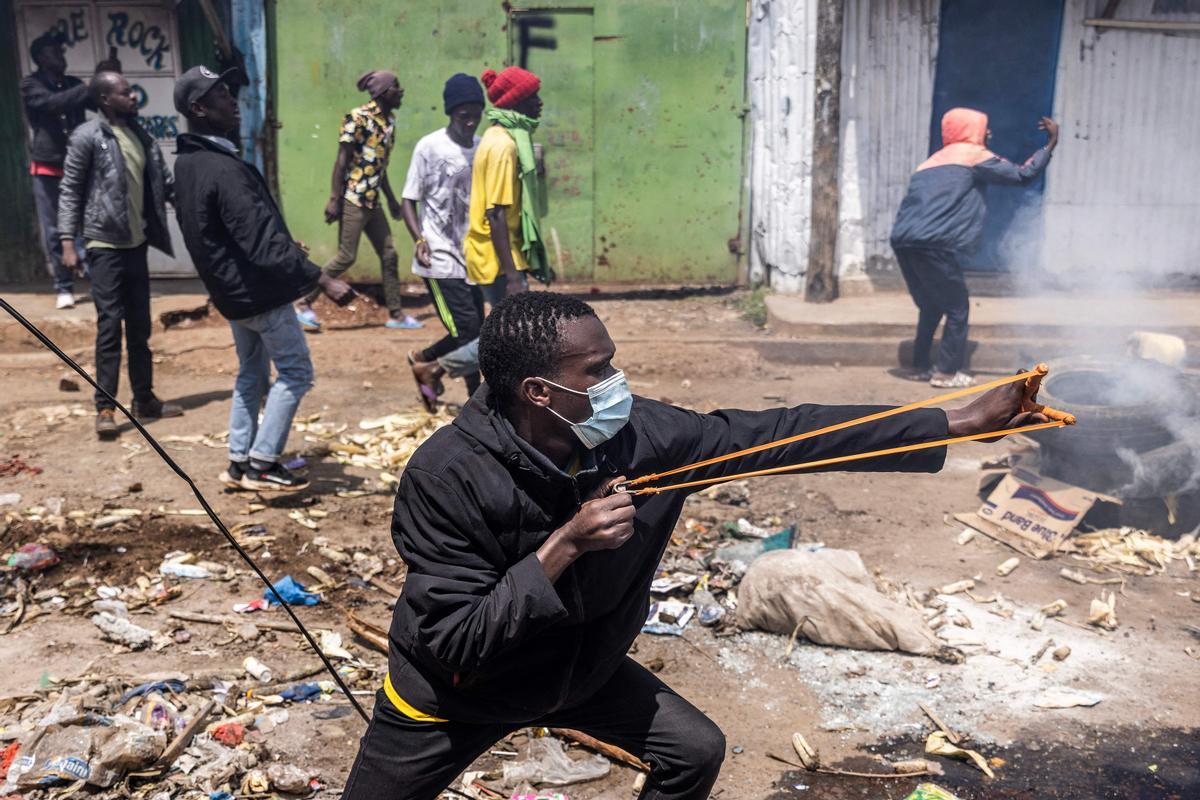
xmin=392 ymin=468 xmax=569 ymax=673
xmin=973 ymin=147 xmax=1052 ymax=186
xmin=215 ymin=166 xmax=321 ymax=287
xmin=57 ymin=126 xmax=93 ymax=241
xmin=641 ymin=401 xmax=949 ymax=490
xmin=20 ymin=76 xmax=91 ymax=116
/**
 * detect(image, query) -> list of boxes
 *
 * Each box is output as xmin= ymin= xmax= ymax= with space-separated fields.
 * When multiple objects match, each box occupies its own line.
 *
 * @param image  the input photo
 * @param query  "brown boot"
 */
xmin=95 ymin=409 xmax=119 ymax=440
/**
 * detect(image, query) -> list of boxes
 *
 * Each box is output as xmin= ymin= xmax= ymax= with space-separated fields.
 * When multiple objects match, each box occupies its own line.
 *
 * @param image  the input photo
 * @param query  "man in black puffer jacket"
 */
xmin=171 ymin=66 xmax=354 ymax=492
xmin=341 ymin=291 xmax=1046 ymax=800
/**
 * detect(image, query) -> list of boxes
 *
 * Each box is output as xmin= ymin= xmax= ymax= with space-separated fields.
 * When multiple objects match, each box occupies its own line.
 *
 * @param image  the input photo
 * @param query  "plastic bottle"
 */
xmin=243 ymin=656 xmax=273 ymax=682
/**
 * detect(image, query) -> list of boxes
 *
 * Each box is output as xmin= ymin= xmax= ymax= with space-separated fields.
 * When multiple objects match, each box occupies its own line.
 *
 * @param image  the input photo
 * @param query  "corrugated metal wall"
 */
xmin=748 ymin=0 xmax=937 ymax=292
xmin=1044 ymin=0 xmax=1200 ymax=277
xmin=837 ymin=0 xmax=938 ymax=281
xmin=747 ymin=0 xmax=817 ymax=293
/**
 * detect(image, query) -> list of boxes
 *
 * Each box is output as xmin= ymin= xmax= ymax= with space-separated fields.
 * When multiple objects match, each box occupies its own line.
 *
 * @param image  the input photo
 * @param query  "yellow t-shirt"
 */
xmin=464 ymin=125 xmax=527 ymax=285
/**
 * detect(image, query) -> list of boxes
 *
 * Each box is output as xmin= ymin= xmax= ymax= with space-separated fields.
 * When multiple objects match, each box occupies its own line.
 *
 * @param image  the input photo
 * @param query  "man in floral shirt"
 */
xmin=296 ymin=70 xmax=421 ymax=330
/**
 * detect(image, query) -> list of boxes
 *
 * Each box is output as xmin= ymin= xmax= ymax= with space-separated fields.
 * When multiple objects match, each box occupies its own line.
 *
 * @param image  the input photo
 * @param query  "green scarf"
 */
xmin=487 ymin=108 xmax=553 ymax=284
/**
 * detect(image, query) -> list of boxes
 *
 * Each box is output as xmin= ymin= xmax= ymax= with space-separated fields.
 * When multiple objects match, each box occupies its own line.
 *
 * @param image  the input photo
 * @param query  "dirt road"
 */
xmin=1 ymin=289 xmax=1196 ymax=799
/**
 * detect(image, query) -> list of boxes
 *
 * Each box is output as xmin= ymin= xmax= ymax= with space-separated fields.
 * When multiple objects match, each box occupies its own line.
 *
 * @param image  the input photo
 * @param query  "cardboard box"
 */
xmin=972 ymin=467 xmax=1119 ymax=557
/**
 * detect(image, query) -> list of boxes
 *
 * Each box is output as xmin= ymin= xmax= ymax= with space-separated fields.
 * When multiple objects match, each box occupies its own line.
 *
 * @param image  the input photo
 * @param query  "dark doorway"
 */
xmin=930 ymin=0 xmax=1065 ymax=271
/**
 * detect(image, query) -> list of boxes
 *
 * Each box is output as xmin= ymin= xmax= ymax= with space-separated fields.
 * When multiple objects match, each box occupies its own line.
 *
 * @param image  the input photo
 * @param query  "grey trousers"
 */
xmin=306 ymin=202 xmax=404 ymax=315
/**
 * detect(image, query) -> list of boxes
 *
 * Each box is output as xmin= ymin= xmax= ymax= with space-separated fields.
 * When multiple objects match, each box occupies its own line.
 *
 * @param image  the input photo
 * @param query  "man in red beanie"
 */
xmin=407 ymin=65 xmax=552 ymax=408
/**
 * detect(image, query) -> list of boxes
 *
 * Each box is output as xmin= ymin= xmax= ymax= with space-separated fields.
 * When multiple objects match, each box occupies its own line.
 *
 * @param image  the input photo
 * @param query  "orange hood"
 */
xmin=917 ymin=107 xmax=994 ymax=171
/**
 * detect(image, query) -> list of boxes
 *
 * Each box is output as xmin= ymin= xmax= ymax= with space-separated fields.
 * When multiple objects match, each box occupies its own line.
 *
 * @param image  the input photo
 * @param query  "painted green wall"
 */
xmin=274 ymin=0 xmax=745 ymax=284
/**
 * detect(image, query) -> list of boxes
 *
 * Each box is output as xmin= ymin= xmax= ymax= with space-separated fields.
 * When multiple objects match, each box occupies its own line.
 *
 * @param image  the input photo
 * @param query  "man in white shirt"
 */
xmin=401 ymin=74 xmax=486 ymax=405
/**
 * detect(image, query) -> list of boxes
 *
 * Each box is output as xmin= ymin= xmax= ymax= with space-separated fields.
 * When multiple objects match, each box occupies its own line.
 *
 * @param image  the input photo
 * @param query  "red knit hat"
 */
xmin=480 ymin=66 xmax=541 ymax=110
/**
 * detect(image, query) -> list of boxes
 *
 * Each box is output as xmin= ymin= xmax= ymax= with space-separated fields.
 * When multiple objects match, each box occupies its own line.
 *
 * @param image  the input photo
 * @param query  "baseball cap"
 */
xmin=173 ymin=65 xmax=239 ymax=115
xmin=29 ymin=30 xmax=66 ymax=60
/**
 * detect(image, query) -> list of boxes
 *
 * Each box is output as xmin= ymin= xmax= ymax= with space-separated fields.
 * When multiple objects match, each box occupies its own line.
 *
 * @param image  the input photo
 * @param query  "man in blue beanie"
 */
xmin=401 ymin=74 xmax=486 ymax=406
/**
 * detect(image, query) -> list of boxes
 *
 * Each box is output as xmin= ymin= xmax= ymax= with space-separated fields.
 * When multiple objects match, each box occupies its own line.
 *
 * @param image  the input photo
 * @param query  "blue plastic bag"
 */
xmin=264 ymin=575 xmax=320 ymax=606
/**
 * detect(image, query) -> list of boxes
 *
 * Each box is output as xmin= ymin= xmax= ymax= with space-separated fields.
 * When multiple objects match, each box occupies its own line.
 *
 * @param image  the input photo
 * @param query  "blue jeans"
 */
xmin=228 ymin=303 xmax=314 ymax=464
xmin=436 ymin=273 xmax=528 ymax=379
xmin=31 ymin=173 xmax=86 ymax=293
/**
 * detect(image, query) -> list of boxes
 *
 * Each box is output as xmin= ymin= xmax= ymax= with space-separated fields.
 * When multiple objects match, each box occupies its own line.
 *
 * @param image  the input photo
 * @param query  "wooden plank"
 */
xmin=550 ymin=728 xmax=649 ymax=772
xmin=805 ymin=0 xmax=844 ymax=303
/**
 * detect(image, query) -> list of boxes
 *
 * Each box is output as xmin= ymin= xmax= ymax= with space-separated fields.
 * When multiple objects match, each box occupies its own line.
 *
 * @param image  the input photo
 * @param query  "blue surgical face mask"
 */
xmin=539 ymin=370 xmax=633 ymax=449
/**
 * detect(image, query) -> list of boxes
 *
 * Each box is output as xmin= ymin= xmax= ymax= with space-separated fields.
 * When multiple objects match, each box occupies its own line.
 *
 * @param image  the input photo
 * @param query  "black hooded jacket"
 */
xmin=173 ymin=134 xmax=320 ymax=320
xmin=386 ymin=386 xmax=949 ymax=723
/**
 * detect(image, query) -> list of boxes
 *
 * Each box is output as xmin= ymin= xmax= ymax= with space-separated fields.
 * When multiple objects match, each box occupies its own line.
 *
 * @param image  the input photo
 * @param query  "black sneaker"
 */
xmin=218 ymin=461 xmax=247 ymax=489
xmin=132 ymin=395 xmax=184 ymax=420
xmin=240 ymin=462 xmax=310 ymax=493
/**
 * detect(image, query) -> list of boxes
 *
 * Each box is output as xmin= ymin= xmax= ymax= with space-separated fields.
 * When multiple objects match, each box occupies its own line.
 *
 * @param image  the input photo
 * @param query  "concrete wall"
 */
xmin=273 ymin=0 xmax=747 ymax=285
xmin=1044 ymin=0 xmax=1200 ymax=278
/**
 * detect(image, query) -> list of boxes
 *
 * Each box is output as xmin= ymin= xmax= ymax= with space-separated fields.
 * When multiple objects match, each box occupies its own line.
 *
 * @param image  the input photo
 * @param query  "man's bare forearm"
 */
xmin=329 ymin=147 xmax=351 ymax=200
xmin=401 ymin=199 xmax=422 ymax=241
xmin=486 ymin=205 xmax=520 ymax=280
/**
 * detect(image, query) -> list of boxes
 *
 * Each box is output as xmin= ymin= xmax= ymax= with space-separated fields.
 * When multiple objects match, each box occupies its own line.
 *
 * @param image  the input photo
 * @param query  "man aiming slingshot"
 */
xmin=343 ymin=291 xmax=1071 ymax=799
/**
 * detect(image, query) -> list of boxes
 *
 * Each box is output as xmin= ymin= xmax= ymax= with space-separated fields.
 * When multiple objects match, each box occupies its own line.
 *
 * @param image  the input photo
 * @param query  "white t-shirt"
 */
xmin=401 ymin=128 xmax=478 ymax=280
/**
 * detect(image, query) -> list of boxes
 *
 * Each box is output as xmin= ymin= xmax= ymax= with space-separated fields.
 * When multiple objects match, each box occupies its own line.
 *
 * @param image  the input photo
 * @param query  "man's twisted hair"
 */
xmin=479 ymin=291 xmax=597 ymax=404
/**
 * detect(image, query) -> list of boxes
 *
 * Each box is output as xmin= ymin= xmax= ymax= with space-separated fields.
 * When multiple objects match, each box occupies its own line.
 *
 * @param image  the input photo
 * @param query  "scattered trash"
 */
xmin=234 ymin=598 xmax=270 ymax=614
xmin=5 ymin=542 xmax=59 ymax=572
xmin=955 ymin=528 xmax=976 ymax=546
xmin=280 ymin=683 xmax=324 ymax=703
xmin=1088 ymin=591 xmax=1119 ymax=630
xmin=739 ymin=550 xmax=943 ymax=655
xmin=295 ymin=410 xmax=452 ymax=485
xmin=1064 ymin=527 xmax=1199 ymax=577
xmin=91 ymin=611 xmax=156 ymax=650
xmin=792 ymin=733 xmax=820 ymax=770
xmin=264 ymin=575 xmax=320 ymax=606
xmin=643 ymin=600 xmax=695 ymax=636
xmin=650 ymin=571 xmax=699 ymax=595
xmin=970 ymin=468 xmax=1118 ymax=558
xmin=211 ymin=722 xmax=246 ymax=747
xmin=691 ymin=589 xmax=726 ymax=627
xmin=58 ymin=377 xmax=80 ymax=392
xmin=939 ymin=579 xmax=975 ymax=595
xmin=701 ymin=480 xmax=750 ymax=507
xmin=924 ymin=731 xmax=994 ymax=778
xmin=14 ymin=706 xmax=166 ymax=787
xmin=0 ymin=455 xmax=43 ymax=477
xmin=501 ymin=737 xmax=610 ymax=788
xmin=1060 ymin=567 xmax=1089 ymax=585
xmin=892 ymin=760 xmax=944 ymax=777
xmin=903 ymin=784 xmax=964 ymax=800
xmin=995 ymin=557 xmax=1020 ymax=577
xmin=735 ymin=518 xmax=774 ymax=539
xmin=1034 ymin=689 xmax=1103 ymax=709
xmin=243 ymin=656 xmax=273 ymax=682
xmin=1053 ymin=645 xmax=1072 ymax=661
xmin=0 ymin=493 xmax=22 ymax=507
xmin=266 ymin=763 xmax=315 ymax=794
xmin=159 ymin=561 xmax=212 ymax=579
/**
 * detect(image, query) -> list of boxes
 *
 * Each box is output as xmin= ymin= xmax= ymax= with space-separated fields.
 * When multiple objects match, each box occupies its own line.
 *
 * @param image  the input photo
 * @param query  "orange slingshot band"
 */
xmin=625 ymin=419 xmax=1068 ymax=496
xmin=620 ymin=363 xmax=1074 ymax=497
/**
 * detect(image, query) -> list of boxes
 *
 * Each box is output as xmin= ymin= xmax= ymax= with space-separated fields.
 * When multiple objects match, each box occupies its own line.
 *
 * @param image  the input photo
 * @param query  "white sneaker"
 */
xmin=55 ymin=291 xmax=76 ymax=310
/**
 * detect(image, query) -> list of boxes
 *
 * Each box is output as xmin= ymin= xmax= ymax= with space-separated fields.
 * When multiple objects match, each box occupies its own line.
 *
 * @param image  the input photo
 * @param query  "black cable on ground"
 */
xmin=0 ymin=296 xmax=370 ymax=725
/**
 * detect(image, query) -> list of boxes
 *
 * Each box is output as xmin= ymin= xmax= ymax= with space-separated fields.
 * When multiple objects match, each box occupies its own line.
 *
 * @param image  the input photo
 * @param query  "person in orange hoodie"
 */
xmin=890 ymin=108 xmax=1058 ymax=388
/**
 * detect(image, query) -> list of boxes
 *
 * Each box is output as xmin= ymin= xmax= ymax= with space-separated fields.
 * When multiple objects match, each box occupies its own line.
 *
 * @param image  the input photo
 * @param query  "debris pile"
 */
xmin=294 ymin=410 xmax=454 ymax=486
